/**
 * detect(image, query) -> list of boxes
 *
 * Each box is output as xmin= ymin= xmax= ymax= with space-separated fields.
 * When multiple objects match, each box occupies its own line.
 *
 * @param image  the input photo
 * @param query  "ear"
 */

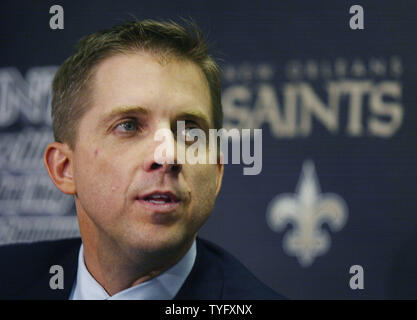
xmin=215 ymin=152 xmax=224 ymax=197
xmin=43 ymin=142 xmax=76 ymax=195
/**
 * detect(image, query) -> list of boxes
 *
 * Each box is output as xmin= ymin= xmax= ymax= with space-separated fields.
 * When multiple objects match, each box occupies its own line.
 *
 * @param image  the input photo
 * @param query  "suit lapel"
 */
xmin=174 ymin=238 xmax=223 ymax=300
xmin=26 ymin=238 xmax=81 ymax=300
xmin=18 ymin=237 xmax=222 ymax=300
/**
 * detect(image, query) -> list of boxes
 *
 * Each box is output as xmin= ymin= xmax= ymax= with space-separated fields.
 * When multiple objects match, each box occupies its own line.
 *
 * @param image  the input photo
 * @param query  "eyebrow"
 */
xmin=98 ymin=105 xmax=149 ymax=127
xmin=98 ymin=105 xmax=212 ymax=129
xmin=176 ymin=110 xmax=211 ymax=130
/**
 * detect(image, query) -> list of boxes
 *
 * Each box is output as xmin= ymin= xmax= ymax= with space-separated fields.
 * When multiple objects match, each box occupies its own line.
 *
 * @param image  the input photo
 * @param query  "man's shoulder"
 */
xmin=0 ymin=238 xmax=81 ymax=299
xmin=0 ymin=237 xmax=81 ymax=262
xmin=183 ymin=237 xmax=285 ymax=300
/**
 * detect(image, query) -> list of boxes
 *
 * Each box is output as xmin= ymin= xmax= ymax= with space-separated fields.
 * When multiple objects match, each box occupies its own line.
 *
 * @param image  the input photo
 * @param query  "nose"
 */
xmin=146 ymin=161 xmax=182 ymax=174
xmin=143 ymin=127 xmax=182 ymax=175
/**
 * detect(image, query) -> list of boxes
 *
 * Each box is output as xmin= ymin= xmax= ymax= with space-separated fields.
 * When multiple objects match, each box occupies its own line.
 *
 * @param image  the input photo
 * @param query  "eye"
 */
xmin=114 ymin=119 xmax=142 ymax=134
xmin=181 ymin=121 xmax=204 ymax=142
xmin=184 ymin=122 xmax=199 ymax=133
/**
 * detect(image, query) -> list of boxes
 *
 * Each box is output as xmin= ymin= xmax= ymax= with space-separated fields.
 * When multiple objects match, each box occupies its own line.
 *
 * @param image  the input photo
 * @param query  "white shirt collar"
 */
xmin=69 ymin=240 xmax=196 ymax=300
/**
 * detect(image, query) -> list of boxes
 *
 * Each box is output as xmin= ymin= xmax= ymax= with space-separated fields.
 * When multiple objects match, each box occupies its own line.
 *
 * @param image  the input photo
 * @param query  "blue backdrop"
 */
xmin=0 ymin=0 xmax=415 ymax=299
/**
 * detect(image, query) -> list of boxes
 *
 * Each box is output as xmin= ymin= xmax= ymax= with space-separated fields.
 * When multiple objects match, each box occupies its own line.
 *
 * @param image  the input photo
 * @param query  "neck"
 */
xmin=77 ymin=211 xmax=195 ymax=296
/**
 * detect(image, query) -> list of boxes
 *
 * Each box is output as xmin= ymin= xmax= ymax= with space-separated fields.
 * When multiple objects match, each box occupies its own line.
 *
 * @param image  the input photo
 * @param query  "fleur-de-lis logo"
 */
xmin=266 ymin=160 xmax=348 ymax=267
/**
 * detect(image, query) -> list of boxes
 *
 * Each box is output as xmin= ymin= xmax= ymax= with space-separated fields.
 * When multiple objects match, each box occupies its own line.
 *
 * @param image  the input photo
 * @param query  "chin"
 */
xmin=122 ymin=224 xmax=194 ymax=255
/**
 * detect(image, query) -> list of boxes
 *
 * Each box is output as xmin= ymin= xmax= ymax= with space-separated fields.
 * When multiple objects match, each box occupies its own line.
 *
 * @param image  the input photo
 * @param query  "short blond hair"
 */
xmin=51 ymin=19 xmax=223 ymax=149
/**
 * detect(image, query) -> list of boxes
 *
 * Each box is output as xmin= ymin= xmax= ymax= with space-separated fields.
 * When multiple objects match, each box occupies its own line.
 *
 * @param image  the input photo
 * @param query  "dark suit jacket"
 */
xmin=0 ymin=237 xmax=284 ymax=300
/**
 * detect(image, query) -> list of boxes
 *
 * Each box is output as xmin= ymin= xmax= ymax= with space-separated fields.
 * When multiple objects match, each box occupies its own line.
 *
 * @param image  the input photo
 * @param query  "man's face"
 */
xmin=70 ymin=52 xmax=223 ymax=255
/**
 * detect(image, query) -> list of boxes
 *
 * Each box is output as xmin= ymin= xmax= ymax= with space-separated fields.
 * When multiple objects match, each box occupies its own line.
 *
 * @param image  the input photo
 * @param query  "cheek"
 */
xmin=74 ymin=148 xmax=127 ymax=214
xmin=189 ymin=165 xmax=218 ymax=205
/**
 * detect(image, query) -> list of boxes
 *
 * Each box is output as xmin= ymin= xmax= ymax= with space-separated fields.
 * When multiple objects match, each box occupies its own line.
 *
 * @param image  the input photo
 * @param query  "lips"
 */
xmin=139 ymin=191 xmax=180 ymax=203
xmin=135 ymin=191 xmax=181 ymax=213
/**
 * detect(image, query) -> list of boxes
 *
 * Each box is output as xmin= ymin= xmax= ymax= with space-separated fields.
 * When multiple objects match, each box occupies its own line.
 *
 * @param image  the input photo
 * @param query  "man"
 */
xmin=0 ymin=19 xmax=283 ymax=300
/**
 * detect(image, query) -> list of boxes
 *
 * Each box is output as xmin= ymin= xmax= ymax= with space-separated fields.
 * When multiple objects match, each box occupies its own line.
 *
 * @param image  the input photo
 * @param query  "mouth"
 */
xmin=135 ymin=191 xmax=181 ymax=212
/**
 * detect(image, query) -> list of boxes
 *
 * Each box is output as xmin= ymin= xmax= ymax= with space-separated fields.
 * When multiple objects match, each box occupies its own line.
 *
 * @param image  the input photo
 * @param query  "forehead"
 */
xmin=87 ymin=51 xmax=212 ymax=124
